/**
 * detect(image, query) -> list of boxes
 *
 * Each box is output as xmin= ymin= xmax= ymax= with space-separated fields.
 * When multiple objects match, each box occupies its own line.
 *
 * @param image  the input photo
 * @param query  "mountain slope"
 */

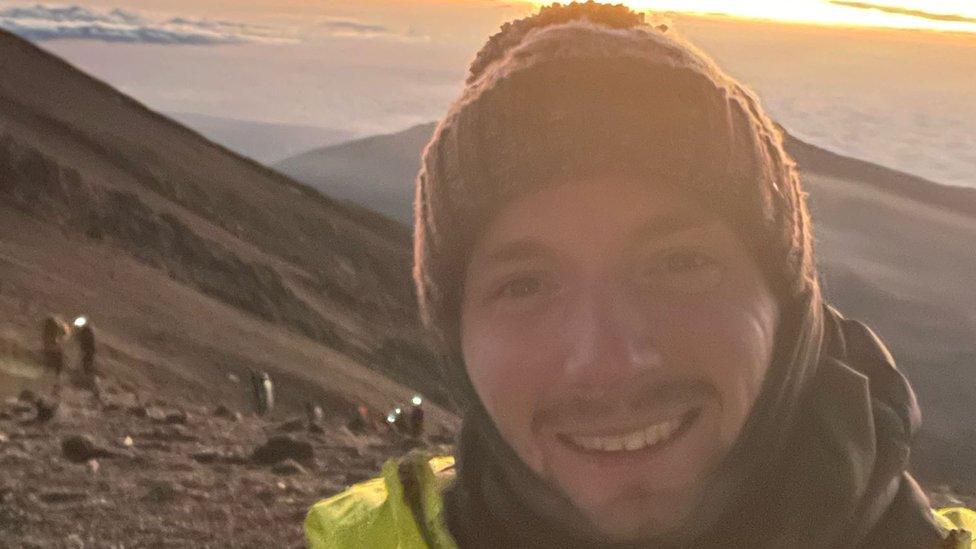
xmin=278 ymin=122 xmax=976 ymax=492
xmin=0 ymin=29 xmax=454 ymax=427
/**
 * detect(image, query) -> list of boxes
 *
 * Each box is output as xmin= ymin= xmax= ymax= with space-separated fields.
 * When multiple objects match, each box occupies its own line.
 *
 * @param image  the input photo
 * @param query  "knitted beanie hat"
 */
xmin=413 ymin=3 xmax=819 ymax=369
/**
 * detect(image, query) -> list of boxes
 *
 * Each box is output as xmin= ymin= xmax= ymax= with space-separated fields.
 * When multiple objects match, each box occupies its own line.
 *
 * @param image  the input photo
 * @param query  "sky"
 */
xmin=0 ymin=1 xmax=973 ymax=188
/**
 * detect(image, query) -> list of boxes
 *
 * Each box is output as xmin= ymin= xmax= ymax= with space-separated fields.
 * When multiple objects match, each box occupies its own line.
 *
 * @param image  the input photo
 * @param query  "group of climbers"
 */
xmin=41 ymin=313 xmax=98 ymax=400
xmin=345 ymin=395 xmax=427 ymax=440
xmin=385 ymin=394 xmax=425 ymax=438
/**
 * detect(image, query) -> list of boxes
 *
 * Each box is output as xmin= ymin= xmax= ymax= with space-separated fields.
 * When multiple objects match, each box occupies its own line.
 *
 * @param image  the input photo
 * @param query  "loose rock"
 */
xmin=5 ymin=397 xmax=33 ymax=415
xmin=33 ymin=397 xmax=59 ymax=423
xmin=250 ymin=435 xmax=313 ymax=465
xmin=65 ymin=533 xmax=85 ymax=549
xmin=39 ymin=490 xmax=88 ymax=504
xmin=165 ymin=410 xmax=187 ymax=425
xmin=191 ymin=449 xmax=245 ymax=465
xmin=213 ymin=404 xmax=235 ymax=419
xmin=138 ymin=425 xmax=197 ymax=443
xmin=61 ymin=434 xmax=119 ymax=463
xmin=127 ymin=405 xmax=147 ymax=418
xmin=274 ymin=417 xmax=304 ymax=433
xmin=142 ymin=480 xmax=184 ymax=503
xmin=271 ymin=459 xmax=307 ymax=476
xmin=146 ymin=407 xmax=168 ymax=423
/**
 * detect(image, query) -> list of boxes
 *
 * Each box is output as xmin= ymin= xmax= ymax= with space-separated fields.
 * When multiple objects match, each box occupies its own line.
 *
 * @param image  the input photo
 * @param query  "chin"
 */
xmin=584 ymin=491 xmax=698 ymax=543
xmin=530 ymin=403 xmax=723 ymax=541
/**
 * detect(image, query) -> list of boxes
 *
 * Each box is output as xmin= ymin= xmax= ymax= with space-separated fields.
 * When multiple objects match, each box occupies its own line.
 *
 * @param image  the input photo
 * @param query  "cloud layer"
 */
xmin=0 ymin=4 xmax=294 ymax=45
xmin=317 ymin=16 xmax=429 ymax=42
xmin=829 ymin=1 xmax=976 ymax=24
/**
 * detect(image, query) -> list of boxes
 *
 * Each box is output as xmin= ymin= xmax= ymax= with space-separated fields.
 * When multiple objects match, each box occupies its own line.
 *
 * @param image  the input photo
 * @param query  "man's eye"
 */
xmin=493 ymin=276 xmax=550 ymax=301
xmin=641 ymin=249 xmax=722 ymax=294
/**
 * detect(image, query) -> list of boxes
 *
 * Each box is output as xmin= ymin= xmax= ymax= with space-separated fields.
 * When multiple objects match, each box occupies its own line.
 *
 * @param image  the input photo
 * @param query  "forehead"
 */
xmin=471 ymin=177 xmax=718 ymax=259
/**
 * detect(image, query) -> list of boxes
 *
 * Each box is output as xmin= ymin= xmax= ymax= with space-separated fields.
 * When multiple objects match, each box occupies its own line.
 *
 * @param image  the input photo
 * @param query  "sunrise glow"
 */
xmin=541 ymin=1 xmax=976 ymax=33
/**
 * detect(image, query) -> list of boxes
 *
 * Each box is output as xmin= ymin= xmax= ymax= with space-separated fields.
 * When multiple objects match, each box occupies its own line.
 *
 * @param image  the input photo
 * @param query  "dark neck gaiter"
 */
xmin=443 ymin=293 xmax=945 ymax=548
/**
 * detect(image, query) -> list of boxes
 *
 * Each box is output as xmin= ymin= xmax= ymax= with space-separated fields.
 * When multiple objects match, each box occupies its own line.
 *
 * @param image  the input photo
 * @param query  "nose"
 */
xmin=561 ymin=281 xmax=663 ymax=388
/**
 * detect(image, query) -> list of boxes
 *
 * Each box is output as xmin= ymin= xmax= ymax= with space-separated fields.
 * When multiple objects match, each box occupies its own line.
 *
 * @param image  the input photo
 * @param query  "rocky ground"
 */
xmin=0 ymin=378 xmax=451 ymax=548
xmin=1 ymin=377 xmax=972 ymax=549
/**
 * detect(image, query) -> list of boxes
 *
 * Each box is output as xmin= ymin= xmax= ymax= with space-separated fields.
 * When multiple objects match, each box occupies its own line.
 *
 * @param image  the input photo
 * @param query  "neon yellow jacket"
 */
xmin=305 ymin=455 xmax=976 ymax=549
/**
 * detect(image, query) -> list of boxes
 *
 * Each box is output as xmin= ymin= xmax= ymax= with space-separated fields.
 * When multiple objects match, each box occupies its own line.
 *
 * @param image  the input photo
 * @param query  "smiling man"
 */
xmin=305 ymin=3 xmax=975 ymax=547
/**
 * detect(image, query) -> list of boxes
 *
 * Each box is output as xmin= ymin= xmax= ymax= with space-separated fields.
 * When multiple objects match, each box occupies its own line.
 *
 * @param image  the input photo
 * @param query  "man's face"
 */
xmin=460 ymin=177 xmax=781 ymax=541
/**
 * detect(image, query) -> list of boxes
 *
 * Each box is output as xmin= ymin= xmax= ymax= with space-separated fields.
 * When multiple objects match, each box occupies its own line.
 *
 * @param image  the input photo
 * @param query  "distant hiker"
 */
xmin=251 ymin=371 xmax=274 ymax=416
xmin=69 ymin=316 xmax=103 ymax=403
xmin=346 ymin=404 xmax=372 ymax=434
xmin=73 ymin=316 xmax=96 ymax=376
xmin=249 ymin=371 xmax=260 ymax=412
xmin=407 ymin=394 xmax=425 ymax=438
xmin=305 ymin=402 xmax=324 ymax=424
xmin=33 ymin=396 xmax=59 ymax=423
xmin=385 ymin=406 xmax=408 ymax=435
xmin=41 ymin=315 xmax=68 ymax=397
xmin=305 ymin=4 xmax=976 ymax=548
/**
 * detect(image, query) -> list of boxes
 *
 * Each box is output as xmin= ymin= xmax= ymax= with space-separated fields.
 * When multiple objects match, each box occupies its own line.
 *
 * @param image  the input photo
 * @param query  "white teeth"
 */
xmin=566 ymin=419 xmax=682 ymax=453
xmin=623 ymin=430 xmax=645 ymax=451
xmin=603 ymin=436 xmax=624 ymax=451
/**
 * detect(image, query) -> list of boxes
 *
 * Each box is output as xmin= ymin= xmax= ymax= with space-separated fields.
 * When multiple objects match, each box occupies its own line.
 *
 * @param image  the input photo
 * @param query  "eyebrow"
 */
xmin=629 ymin=213 xmax=712 ymax=244
xmin=480 ymin=213 xmax=712 ymax=268
xmin=482 ymin=239 xmax=556 ymax=267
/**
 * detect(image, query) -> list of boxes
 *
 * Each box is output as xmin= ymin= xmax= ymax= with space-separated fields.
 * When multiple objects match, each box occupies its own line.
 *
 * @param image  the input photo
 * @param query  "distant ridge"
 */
xmin=168 ymin=112 xmax=356 ymax=164
xmin=276 ymin=122 xmax=437 ymax=222
xmin=279 ymin=120 xmax=976 ymax=224
xmin=783 ymin=131 xmax=976 ymax=219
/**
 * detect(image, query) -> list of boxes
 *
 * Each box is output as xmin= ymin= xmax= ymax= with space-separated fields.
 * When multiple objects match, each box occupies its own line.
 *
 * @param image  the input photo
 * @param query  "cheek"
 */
xmin=462 ymin=311 xmax=565 ymax=469
xmin=660 ymin=294 xmax=775 ymax=442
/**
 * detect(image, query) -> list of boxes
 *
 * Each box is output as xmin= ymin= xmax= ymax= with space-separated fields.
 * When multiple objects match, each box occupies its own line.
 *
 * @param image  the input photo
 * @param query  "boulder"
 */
xmin=250 ymin=435 xmax=313 ymax=465
xmin=61 ymin=434 xmax=119 ymax=463
xmin=213 ymin=404 xmax=235 ymax=419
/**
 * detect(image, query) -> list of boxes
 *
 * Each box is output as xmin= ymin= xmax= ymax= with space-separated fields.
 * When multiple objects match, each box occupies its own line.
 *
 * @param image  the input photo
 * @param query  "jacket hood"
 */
xmin=444 ymin=298 xmax=942 ymax=548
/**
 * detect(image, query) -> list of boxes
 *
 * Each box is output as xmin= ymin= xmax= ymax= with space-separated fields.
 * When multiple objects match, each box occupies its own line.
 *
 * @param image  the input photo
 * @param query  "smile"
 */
xmin=560 ymin=409 xmax=700 ymax=453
